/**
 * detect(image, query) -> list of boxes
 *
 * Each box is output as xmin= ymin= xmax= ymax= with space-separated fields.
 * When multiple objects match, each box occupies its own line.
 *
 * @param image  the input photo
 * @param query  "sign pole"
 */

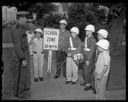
xmin=47 ymin=50 xmax=52 ymax=80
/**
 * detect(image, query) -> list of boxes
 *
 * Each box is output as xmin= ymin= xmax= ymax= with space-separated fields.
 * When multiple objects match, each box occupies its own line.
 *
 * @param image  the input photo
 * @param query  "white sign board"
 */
xmin=43 ymin=28 xmax=60 ymax=50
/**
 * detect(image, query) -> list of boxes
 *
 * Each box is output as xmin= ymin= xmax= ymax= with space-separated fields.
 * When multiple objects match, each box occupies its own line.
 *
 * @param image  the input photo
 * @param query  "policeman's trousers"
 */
xmin=95 ymin=76 xmax=108 ymax=100
xmin=13 ymin=51 xmax=31 ymax=98
xmin=66 ymin=57 xmax=78 ymax=82
xmin=33 ymin=52 xmax=44 ymax=78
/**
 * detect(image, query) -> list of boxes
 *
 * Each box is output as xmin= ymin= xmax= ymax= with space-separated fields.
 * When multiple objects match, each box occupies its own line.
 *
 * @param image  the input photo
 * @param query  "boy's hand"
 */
xmin=86 ymin=61 xmax=90 ymax=66
xmin=31 ymin=35 xmax=36 ymax=40
xmin=97 ymin=74 xmax=102 ymax=80
xmin=68 ymin=53 xmax=71 ymax=57
xmin=22 ymin=60 xmax=27 ymax=67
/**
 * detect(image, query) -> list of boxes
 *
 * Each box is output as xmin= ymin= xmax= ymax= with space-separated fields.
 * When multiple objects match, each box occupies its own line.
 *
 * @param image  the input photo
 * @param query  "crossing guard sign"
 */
xmin=43 ymin=27 xmax=60 ymax=50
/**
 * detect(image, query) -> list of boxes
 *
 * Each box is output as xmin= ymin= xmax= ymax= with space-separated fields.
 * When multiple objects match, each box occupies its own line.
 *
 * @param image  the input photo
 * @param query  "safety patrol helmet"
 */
xmin=70 ymin=27 xmax=79 ymax=34
xmin=97 ymin=29 xmax=108 ymax=38
xmin=85 ymin=24 xmax=95 ymax=32
xmin=35 ymin=28 xmax=43 ymax=34
xmin=59 ymin=19 xmax=67 ymax=25
xmin=96 ymin=39 xmax=109 ymax=50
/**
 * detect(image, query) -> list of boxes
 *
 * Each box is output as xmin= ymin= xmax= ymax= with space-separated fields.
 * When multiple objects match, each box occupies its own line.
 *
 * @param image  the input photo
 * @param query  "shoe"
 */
xmin=84 ymin=85 xmax=92 ymax=91
xmin=17 ymin=95 xmax=28 ymax=100
xmin=80 ymin=82 xmax=86 ymax=86
xmin=34 ymin=78 xmax=38 ymax=82
xmin=39 ymin=77 xmax=43 ymax=81
xmin=65 ymin=81 xmax=71 ymax=84
xmin=91 ymin=88 xmax=96 ymax=94
xmin=63 ymin=74 xmax=66 ymax=78
xmin=71 ymin=82 xmax=76 ymax=85
xmin=54 ymin=75 xmax=60 ymax=79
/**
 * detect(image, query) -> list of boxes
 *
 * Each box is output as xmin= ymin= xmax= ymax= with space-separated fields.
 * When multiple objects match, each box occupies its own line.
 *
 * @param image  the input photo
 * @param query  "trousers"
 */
xmin=13 ymin=51 xmax=31 ymax=98
xmin=95 ymin=75 xmax=108 ymax=100
xmin=33 ymin=52 xmax=44 ymax=78
xmin=66 ymin=57 xmax=78 ymax=82
xmin=55 ymin=51 xmax=66 ymax=76
xmin=82 ymin=55 xmax=95 ymax=87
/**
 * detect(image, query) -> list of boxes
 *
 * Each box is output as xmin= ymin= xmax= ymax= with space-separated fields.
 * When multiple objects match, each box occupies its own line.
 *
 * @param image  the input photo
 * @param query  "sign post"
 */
xmin=43 ymin=28 xmax=60 ymax=80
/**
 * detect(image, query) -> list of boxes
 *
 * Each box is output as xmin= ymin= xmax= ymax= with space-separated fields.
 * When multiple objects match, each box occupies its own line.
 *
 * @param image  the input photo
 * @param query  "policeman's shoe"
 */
xmin=91 ymin=88 xmax=96 ymax=94
xmin=65 ymin=81 xmax=71 ymax=84
xmin=54 ymin=75 xmax=60 ymax=79
xmin=71 ymin=82 xmax=76 ymax=85
xmin=39 ymin=77 xmax=43 ymax=81
xmin=34 ymin=78 xmax=38 ymax=82
xmin=80 ymin=82 xmax=86 ymax=86
xmin=17 ymin=95 xmax=29 ymax=100
xmin=84 ymin=85 xmax=92 ymax=91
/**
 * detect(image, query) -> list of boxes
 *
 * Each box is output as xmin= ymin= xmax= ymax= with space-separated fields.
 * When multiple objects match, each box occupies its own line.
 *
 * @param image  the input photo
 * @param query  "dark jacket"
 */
xmin=81 ymin=35 xmax=96 ymax=62
xmin=12 ymin=23 xmax=29 ymax=61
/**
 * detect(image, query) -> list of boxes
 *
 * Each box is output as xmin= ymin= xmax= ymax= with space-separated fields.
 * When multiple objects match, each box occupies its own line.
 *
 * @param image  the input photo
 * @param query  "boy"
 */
xmin=29 ymin=28 xmax=44 ymax=82
xmin=95 ymin=29 xmax=110 ymax=64
xmin=81 ymin=24 xmax=96 ymax=93
xmin=95 ymin=39 xmax=110 ymax=100
xmin=65 ymin=27 xmax=82 ymax=85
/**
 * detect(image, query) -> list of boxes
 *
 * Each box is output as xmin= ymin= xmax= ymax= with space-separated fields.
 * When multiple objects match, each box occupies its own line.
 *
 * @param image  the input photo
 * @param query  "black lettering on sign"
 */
xmin=45 ymin=30 xmax=50 ymax=35
xmin=47 ymin=37 xmax=56 ymax=42
xmin=45 ymin=45 xmax=48 ymax=48
xmin=50 ymin=31 xmax=57 ymax=36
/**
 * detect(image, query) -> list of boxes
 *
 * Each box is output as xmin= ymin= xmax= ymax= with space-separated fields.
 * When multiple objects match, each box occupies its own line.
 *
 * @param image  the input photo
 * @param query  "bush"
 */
xmin=67 ymin=3 xmax=98 ymax=41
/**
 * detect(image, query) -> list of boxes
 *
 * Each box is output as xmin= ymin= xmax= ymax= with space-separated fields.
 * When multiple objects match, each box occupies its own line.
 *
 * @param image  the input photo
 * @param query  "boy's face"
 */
xmin=71 ymin=32 xmax=77 ymax=38
xmin=98 ymin=33 xmax=104 ymax=40
xmin=35 ymin=32 xmax=42 ymax=38
xmin=86 ymin=30 xmax=92 ymax=36
xmin=60 ymin=23 xmax=66 ymax=30
xmin=18 ymin=17 xmax=27 ymax=24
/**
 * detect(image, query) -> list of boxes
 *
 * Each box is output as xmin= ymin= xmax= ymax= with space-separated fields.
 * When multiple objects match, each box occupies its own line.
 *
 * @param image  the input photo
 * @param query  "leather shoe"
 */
xmin=65 ymin=81 xmax=71 ymax=84
xmin=84 ymin=85 xmax=92 ymax=91
xmin=54 ymin=75 xmax=60 ymax=79
xmin=91 ymin=88 xmax=96 ymax=94
xmin=34 ymin=78 xmax=38 ymax=82
xmin=71 ymin=82 xmax=76 ymax=85
xmin=39 ymin=77 xmax=43 ymax=81
xmin=80 ymin=82 xmax=86 ymax=86
xmin=17 ymin=95 xmax=28 ymax=100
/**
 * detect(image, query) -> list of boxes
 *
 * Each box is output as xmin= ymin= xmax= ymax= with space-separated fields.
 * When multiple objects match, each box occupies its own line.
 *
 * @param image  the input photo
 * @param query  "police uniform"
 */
xmin=11 ymin=23 xmax=31 ymax=99
xmin=55 ymin=29 xmax=70 ymax=78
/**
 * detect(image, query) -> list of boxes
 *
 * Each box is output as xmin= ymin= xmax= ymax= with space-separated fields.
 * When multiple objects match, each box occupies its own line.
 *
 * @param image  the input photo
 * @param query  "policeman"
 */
xmin=81 ymin=24 xmax=97 ymax=92
xmin=54 ymin=19 xmax=70 ymax=79
xmin=11 ymin=12 xmax=31 ymax=99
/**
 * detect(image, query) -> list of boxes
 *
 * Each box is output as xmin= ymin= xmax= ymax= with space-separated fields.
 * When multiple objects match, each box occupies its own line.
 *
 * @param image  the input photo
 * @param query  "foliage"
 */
xmin=29 ymin=3 xmax=57 ymax=20
xmin=35 ymin=13 xmax=62 ymax=29
xmin=67 ymin=3 xmax=98 ymax=41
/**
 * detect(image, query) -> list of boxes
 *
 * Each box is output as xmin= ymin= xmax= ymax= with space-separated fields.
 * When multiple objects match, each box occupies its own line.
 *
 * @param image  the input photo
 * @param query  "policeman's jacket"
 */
xmin=58 ymin=29 xmax=71 ymax=51
xmin=12 ymin=23 xmax=29 ymax=61
xmin=81 ymin=35 xmax=96 ymax=62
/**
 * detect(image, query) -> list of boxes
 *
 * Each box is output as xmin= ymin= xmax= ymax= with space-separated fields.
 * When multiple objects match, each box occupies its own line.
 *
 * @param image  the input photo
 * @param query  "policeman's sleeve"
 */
xmin=12 ymin=30 xmax=25 ymax=61
xmin=86 ymin=39 xmax=96 ymax=61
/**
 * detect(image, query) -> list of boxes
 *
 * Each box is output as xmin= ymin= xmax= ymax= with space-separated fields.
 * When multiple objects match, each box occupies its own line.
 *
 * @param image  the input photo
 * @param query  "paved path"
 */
xmin=2 ymin=54 xmax=126 ymax=100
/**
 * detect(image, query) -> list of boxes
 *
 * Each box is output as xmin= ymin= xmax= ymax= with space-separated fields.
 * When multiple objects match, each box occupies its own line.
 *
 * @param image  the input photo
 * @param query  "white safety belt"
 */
xmin=84 ymin=37 xmax=90 ymax=51
xmin=69 ymin=37 xmax=76 ymax=50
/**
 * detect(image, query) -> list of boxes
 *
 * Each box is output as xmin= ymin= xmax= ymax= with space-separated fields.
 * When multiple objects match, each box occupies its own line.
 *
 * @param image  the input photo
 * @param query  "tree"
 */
xmin=29 ymin=3 xmax=57 ymax=20
xmin=67 ymin=3 xmax=98 ymax=41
